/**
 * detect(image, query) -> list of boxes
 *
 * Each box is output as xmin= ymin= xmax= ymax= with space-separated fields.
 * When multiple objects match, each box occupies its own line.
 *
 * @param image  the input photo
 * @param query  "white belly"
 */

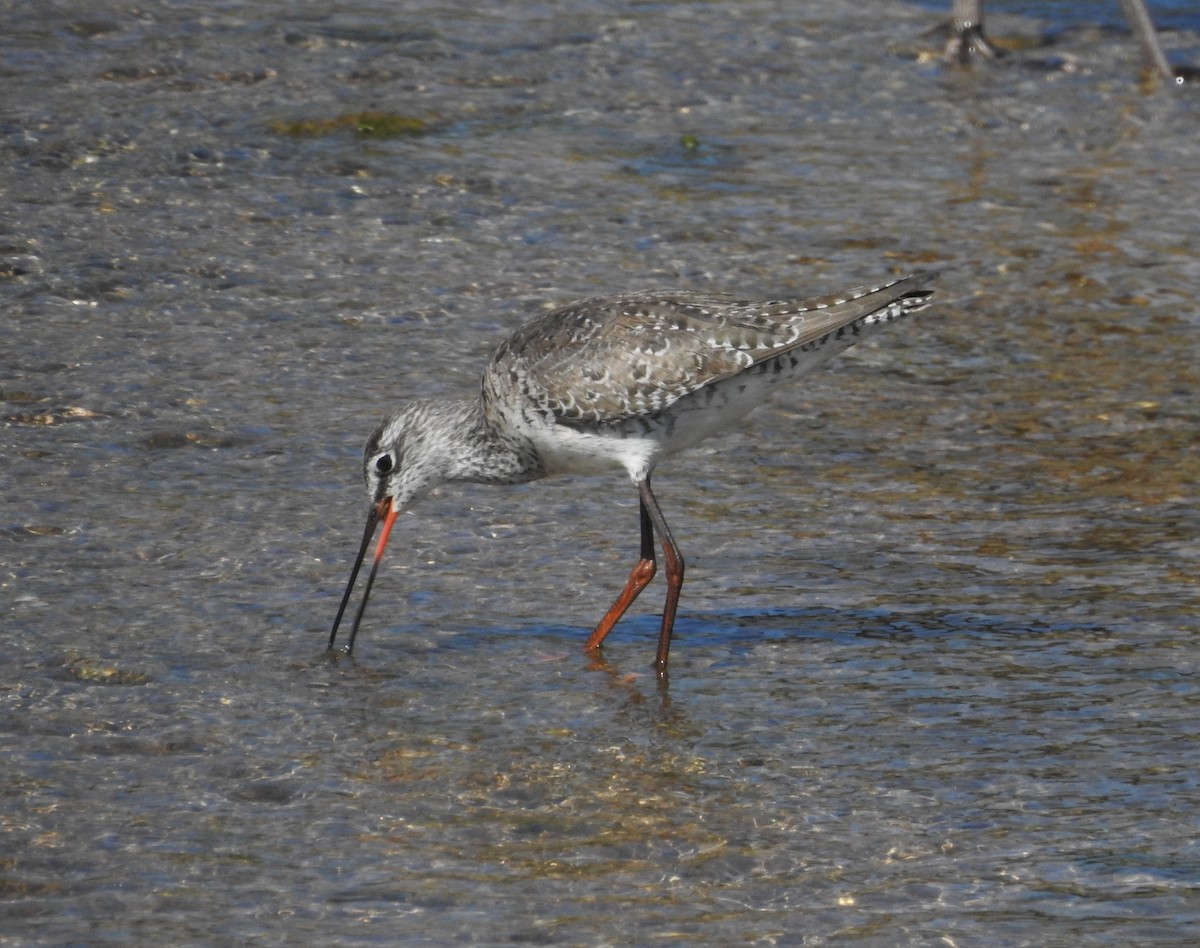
xmin=525 ymin=364 xmax=787 ymax=482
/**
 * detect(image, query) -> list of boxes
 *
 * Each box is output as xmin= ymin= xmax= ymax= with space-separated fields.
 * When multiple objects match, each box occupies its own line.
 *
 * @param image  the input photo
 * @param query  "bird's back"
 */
xmin=483 ymin=271 xmax=937 ymax=428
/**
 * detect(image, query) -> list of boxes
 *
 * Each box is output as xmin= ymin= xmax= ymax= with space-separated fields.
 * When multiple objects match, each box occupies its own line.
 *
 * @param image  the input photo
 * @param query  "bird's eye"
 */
xmin=374 ymin=453 xmax=394 ymax=475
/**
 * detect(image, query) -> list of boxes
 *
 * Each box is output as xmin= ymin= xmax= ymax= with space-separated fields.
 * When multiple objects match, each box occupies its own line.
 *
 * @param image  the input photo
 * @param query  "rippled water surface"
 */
xmin=3 ymin=1 xmax=1199 ymax=944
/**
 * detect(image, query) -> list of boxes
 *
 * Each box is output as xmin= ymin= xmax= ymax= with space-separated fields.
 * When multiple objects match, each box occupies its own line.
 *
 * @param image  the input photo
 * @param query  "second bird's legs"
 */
xmin=584 ymin=477 xmax=685 ymax=674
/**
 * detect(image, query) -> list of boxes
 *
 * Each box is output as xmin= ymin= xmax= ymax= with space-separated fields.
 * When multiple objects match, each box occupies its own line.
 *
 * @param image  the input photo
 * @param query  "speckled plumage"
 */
xmin=487 ymin=274 xmax=934 ymax=427
xmin=331 ymin=271 xmax=938 ymax=673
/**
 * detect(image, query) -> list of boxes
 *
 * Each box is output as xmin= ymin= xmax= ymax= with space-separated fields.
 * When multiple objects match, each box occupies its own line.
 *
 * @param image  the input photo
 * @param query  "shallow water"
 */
xmin=3 ymin=1 xmax=1200 ymax=944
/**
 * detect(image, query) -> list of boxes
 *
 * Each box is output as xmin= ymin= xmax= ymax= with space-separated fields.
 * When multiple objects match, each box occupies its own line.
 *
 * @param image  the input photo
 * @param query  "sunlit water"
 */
xmin=3 ymin=1 xmax=1199 ymax=944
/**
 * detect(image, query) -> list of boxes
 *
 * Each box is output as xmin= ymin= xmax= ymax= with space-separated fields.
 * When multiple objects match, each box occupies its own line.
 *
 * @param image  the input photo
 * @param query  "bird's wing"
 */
xmin=486 ymin=272 xmax=936 ymax=425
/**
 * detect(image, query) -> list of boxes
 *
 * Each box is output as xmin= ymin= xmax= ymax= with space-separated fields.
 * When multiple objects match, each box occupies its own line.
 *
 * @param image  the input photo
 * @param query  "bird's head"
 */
xmin=328 ymin=401 xmax=457 ymax=655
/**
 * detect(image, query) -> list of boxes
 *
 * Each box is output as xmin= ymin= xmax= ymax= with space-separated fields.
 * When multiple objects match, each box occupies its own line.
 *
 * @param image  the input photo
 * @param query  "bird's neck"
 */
xmin=439 ymin=399 xmax=544 ymax=486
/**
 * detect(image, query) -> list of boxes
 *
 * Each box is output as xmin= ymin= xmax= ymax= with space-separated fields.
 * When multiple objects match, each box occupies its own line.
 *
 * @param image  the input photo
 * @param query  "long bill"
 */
xmin=327 ymin=497 xmax=399 ymax=654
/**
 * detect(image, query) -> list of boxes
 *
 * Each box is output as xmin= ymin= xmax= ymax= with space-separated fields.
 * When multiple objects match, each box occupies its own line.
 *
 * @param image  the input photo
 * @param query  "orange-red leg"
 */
xmin=640 ymin=478 xmax=685 ymax=675
xmin=583 ymin=477 xmax=686 ymax=676
xmin=584 ymin=494 xmax=656 ymax=651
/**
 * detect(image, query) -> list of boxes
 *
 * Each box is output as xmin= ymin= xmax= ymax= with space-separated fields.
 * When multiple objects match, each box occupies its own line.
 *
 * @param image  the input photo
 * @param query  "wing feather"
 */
xmin=485 ymin=272 xmax=935 ymax=424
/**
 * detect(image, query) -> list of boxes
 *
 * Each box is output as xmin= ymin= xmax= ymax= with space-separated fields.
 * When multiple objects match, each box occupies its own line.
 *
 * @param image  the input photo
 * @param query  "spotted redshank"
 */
xmin=329 ymin=270 xmax=938 ymax=674
xmin=943 ymin=0 xmax=1193 ymax=84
